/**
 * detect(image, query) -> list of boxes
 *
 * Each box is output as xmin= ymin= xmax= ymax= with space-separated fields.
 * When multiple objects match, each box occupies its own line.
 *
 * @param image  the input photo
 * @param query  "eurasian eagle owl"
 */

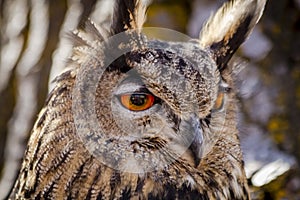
xmin=10 ymin=0 xmax=266 ymax=199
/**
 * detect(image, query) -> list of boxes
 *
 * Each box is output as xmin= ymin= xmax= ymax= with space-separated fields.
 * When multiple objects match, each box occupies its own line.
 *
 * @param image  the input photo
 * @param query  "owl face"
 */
xmin=73 ymin=35 xmax=229 ymax=172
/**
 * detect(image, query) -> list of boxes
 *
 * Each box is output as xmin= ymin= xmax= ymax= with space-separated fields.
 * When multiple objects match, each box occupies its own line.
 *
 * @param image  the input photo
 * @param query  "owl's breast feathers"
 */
xmin=10 ymin=69 xmax=249 ymax=199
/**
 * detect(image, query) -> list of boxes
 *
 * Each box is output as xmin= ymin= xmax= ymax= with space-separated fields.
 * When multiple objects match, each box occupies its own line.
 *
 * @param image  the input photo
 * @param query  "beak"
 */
xmin=180 ymin=114 xmax=203 ymax=167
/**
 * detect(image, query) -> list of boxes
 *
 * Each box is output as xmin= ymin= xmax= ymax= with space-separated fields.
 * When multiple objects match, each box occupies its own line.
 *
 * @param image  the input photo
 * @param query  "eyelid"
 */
xmin=114 ymin=82 xmax=145 ymax=96
xmin=219 ymin=81 xmax=231 ymax=93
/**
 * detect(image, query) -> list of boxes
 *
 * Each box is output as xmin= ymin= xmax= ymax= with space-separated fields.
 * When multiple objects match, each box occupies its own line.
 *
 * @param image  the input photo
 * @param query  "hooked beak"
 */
xmin=180 ymin=114 xmax=203 ymax=167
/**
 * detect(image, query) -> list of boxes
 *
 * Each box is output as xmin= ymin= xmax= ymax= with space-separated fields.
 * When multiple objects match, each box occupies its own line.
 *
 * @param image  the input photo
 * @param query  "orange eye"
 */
xmin=213 ymin=92 xmax=224 ymax=111
xmin=120 ymin=93 xmax=155 ymax=111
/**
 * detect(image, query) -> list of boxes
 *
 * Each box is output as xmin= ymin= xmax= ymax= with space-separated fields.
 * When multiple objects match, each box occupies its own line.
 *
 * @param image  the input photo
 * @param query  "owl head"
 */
xmin=71 ymin=0 xmax=266 ymax=174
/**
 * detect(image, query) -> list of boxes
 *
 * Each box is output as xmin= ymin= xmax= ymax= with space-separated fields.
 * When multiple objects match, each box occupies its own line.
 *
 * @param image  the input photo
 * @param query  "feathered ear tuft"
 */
xmin=199 ymin=0 xmax=267 ymax=70
xmin=111 ymin=0 xmax=151 ymax=34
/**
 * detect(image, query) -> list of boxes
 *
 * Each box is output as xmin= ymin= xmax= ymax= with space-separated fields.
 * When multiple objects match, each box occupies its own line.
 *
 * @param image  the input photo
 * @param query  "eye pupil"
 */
xmin=130 ymin=94 xmax=147 ymax=106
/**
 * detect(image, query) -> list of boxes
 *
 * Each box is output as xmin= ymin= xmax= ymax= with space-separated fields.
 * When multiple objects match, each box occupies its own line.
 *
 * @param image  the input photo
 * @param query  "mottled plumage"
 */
xmin=10 ymin=0 xmax=266 ymax=199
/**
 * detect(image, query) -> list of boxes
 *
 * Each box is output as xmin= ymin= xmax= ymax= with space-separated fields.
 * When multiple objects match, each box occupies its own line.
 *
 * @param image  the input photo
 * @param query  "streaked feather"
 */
xmin=112 ymin=0 xmax=151 ymax=34
xmin=199 ymin=0 xmax=266 ymax=47
xmin=199 ymin=0 xmax=267 ymax=69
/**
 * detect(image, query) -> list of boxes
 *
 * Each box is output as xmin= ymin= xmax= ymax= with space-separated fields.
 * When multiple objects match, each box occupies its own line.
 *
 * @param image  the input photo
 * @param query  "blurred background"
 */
xmin=0 ymin=0 xmax=299 ymax=199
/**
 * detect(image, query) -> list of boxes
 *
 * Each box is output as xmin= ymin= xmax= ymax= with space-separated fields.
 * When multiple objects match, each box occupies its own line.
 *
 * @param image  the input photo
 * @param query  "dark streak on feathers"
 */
xmin=210 ymin=14 xmax=253 ymax=71
xmin=111 ymin=0 xmax=136 ymax=34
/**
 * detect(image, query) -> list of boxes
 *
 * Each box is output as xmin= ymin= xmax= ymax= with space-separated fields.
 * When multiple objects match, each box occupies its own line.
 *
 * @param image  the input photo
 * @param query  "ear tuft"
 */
xmin=199 ymin=0 xmax=267 ymax=70
xmin=111 ymin=0 xmax=151 ymax=34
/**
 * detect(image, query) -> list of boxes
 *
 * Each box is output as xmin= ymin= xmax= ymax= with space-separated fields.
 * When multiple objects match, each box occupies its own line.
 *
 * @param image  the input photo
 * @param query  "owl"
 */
xmin=9 ymin=0 xmax=266 ymax=199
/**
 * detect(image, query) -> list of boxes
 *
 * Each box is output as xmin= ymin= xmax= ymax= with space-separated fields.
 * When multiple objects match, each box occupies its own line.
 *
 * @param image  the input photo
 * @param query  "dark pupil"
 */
xmin=130 ymin=94 xmax=146 ymax=106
